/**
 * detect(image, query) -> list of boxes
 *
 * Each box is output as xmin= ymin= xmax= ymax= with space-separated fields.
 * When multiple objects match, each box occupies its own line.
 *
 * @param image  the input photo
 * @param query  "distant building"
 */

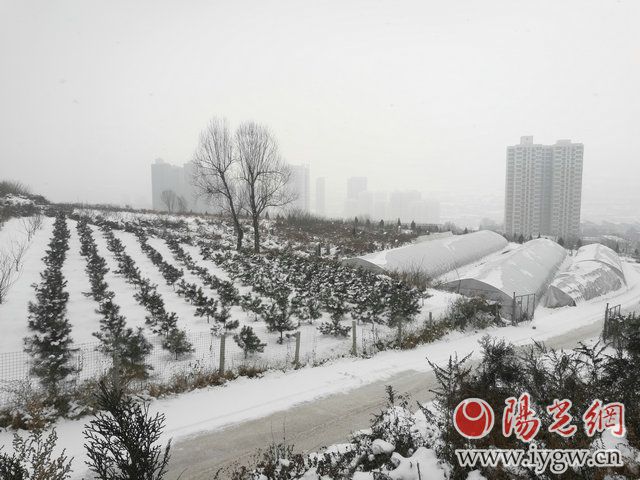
xmin=346 ymin=177 xmax=368 ymax=200
xmin=315 ymin=177 xmax=326 ymax=216
xmin=151 ymin=158 xmax=209 ymax=213
xmin=289 ymin=164 xmax=310 ymax=212
xmin=504 ymin=136 xmax=583 ymax=241
xmin=344 ymin=177 xmax=367 ymax=218
xmin=388 ymin=190 xmax=439 ymax=224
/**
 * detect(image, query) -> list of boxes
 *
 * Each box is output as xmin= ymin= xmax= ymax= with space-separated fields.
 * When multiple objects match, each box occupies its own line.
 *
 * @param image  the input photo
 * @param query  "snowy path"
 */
xmin=2 ymin=262 xmax=638 ymax=479
xmin=167 ymin=321 xmax=605 ymax=479
xmin=62 ymin=221 xmax=102 ymax=344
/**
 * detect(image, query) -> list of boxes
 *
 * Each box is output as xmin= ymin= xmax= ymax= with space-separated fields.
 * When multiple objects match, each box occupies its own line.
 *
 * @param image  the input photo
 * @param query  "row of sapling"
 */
xmin=165 ymin=235 xmax=241 ymax=308
xmin=120 ymin=217 xmax=425 ymax=344
xmin=211 ymin=248 xmax=425 ymax=334
xmin=136 ymin=230 xmax=184 ymax=288
xmin=101 ymin=224 xmax=193 ymax=359
xmin=23 ymin=213 xmax=76 ymax=409
xmin=76 ymin=218 xmax=153 ymax=379
xmin=152 ymin=234 xmax=242 ymax=334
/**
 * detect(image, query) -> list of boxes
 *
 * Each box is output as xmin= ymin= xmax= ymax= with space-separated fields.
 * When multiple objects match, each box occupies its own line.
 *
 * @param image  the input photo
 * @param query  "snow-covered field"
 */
xmin=0 ymin=214 xmax=458 ymax=393
xmin=2 ymin=211 xmax=640 ymax=478
xmin=4 ymin=259 xmax=638 ymax=479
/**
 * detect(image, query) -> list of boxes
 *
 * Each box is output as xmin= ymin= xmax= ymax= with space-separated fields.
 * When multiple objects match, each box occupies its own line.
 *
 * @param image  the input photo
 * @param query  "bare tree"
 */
xmin=160 ymin=190 xmax=178 ymax=213
xmin=175 ymin=195 xmax=188 ymax=213
xmin=191 ymin=118 xmax=245 ymax=250
xmin=10 ymin=240 xmax=27 ymax=273
xmin=236 ymin=121 xmax=295 ymax=252
xmin=0 ymin=253 xmax=16 ymax=304
xmin=21 ymin=214 xmax=42 ymax=241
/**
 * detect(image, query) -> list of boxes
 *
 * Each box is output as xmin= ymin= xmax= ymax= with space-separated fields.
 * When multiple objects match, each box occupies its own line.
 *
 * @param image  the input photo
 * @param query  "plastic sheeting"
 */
xmin=546 ymin=244 xmax=626 ymax=307
xmin=443 ymin=238 xmax=567 ymax=313
xmin=342 ymin=230 xmax=508 ymax=279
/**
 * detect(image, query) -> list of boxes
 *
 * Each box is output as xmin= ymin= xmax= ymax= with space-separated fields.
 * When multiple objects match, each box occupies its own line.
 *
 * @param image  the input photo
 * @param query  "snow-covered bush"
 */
xmin=24 ymin=213 xmax=76 ymax=404
xmin=0 ymin=426 xmax=72 ymax=479
xmin=83 ymin=381 xmax=171 ymax=479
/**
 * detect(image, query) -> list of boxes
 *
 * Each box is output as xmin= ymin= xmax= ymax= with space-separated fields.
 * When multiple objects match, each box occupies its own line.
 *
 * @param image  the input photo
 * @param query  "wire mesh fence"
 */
xmin=0 ymin=320 xmax=421 ymax=406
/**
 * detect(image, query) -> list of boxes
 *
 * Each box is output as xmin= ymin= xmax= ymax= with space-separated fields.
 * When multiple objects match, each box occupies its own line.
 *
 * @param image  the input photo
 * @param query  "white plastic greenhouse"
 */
xmin=545 ymin=243 xmax=626 ymax=307
xmin=443 ymin=238 xmax=567 ymax=319
xmin=342 ymin=230 xmax=508 ymax=279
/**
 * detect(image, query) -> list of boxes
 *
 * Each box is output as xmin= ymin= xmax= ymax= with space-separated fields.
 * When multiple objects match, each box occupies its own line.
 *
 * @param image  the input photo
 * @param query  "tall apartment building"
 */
xmin=289 ymin=164 xmax=310 ymax=211
xmin=504 ymin=136 xmax=583 ymax=241
xmin=151 ymin=158 xmax=209 ymax=213
xmin=346 ymin=177 xmax=368 ymax=200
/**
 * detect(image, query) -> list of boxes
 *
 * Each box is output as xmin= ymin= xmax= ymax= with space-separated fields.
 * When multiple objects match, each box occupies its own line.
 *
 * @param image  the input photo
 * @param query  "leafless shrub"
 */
xmin=0 ymin=252 xmax=18 ymax=304
xmin=176 ymin=194 xmax=188 ymax=213
xmin=10 ymin=240 xmax=27 ymax=273
xmin=160 ymin=189 xmax=178 ymax=212
xmin=0 ymin=180 xmax=31 ymax=197
xmin=21 ymin=214 xmax=43 ymax=241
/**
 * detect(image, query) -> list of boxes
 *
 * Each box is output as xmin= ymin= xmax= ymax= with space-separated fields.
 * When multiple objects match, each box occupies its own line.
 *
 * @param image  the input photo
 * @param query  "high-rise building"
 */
xmin=345 ymin=176 xmax=368 ymax=219
xmin=346 ymin=177 xmax=368 ymax=200
xmin=315 ymin=177 xmax=326 ymax=216
xmin=289 ymin=164 xmax=310 ymax=211
xmin=151 ymin=158 xmax=209 ymax=213
xmin=504 ymin=136 xmax=583 ymax=241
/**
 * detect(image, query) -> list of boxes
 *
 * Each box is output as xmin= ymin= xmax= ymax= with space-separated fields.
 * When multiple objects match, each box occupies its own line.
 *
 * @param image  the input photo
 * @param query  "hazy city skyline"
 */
xmin=2 ymin=1 xmax=639 ymax=225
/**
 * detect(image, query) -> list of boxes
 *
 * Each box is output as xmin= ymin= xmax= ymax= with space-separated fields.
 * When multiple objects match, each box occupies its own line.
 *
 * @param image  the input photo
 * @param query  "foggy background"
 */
xmin=1 ymin=0 xmax=639 ymax=226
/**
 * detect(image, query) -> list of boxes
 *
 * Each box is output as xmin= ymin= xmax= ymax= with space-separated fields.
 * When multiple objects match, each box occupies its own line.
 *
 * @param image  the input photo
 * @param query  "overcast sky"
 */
xmin=1 ymin=0 xmax=639 ymax=223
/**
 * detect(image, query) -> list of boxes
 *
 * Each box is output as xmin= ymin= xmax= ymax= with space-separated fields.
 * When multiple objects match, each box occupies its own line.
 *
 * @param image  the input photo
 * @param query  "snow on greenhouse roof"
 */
xmin=573 ymin=243 xmax=625 ymax=281
xmin=545 ymin=244 xmax=626 ymax=307
xmin=342 ymin=230 xmax=508 ymax=279
xmin=443 ymin=238 xmax=567 ymax=304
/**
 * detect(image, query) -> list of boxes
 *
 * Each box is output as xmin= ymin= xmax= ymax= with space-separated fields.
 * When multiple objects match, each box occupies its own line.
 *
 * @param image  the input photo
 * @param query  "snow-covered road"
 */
xmin=166 ymin=319 xmax=606 ymax=479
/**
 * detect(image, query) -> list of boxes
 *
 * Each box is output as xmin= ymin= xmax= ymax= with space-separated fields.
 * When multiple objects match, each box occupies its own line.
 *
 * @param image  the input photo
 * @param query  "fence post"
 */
xmin=351 ymin=321 xmax=357 ymax=355
xmin=294 ymin=331 xmax=301 ymax=366
xmin=219 ymin=334 xmax=226 ymax=374
xmin=604 ymin=303 xmax=610 ymax=340
xmin=512 ymin=292 xmax=517 ymax=323
xmin=429 ymin=311 xmax=433 ymax=322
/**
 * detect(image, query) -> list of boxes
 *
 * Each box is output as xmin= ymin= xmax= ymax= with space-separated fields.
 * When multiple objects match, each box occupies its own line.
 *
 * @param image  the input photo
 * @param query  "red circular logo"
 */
xmin=453 ymin=398 xmax=495 ymax=439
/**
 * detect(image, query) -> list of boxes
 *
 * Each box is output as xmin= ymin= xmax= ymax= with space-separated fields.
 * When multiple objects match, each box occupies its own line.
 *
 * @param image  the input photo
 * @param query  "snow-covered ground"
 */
xmin=0 ymin=216 xmax=53 ymax=352
xmin=3 ymin=261 xmax=638 ymax=479
xmin=0 ymin=217 xmax=459 ymax=390
xmin=2 ymin=211 xmax=640 ymax=478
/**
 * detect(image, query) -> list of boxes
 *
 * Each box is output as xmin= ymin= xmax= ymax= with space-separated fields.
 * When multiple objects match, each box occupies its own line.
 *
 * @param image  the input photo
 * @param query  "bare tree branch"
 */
xmin=191 ymin=117 xmax=245 ymax=250
xmin=160 ymin=190 xmax=178 ymax=213
xmin=176 ymin=195 xmax=188 ymax=213
xmin=235 ymin=121 xmax=296 ymax=252
xmin=0 ymin=252 xmax=18 ymax=304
